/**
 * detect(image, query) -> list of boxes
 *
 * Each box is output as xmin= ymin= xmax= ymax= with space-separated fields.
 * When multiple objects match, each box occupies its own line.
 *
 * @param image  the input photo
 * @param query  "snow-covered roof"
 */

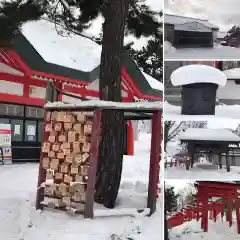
xmin=164 ymin=14 xmax=219 ymax=30
xmin=171 ymin=65 xmax=227 ymax=87
xmin=44 ymin=100 xmax=163 ymax=110
xmin=179 ymin=128 xmax=240 ymax=142
xmin=21 ymin=19 xmax=101 ymax=72
xmin=224 ymin=68 xmax=240 ymax=79
xmin=142 ymin=72 xmax=163 ymax=91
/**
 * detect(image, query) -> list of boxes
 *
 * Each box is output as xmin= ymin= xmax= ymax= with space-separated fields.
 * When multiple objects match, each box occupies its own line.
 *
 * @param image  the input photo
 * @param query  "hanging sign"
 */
xmin=0 ymin=124 xmax=12 ymax=164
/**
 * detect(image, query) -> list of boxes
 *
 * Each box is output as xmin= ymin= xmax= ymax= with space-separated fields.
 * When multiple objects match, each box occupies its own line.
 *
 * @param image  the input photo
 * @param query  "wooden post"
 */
xmin=226 ymin=150 xmax=230 ymax=172
xmin=219 ymin=154 xmax=222 ymax=169
xmin=36 ymin=81 xmax=54 ymax=210
xmin=235 ymin=198 xmax=240 ymax=233
xmin=84 ymin=110 xmax=102 ymax=219
xmin=232 ymin=149 xmax=236 ymax=166
xmin=147 ymin=110 xmax=162 ymax=216
xmin=190 ymin=152 xmax=194 ymax=168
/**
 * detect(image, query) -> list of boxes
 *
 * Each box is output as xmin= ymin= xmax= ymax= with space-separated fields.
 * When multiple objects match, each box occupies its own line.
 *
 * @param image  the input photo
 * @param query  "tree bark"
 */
xmin=95 ymin=0 xmax=130 ymax=208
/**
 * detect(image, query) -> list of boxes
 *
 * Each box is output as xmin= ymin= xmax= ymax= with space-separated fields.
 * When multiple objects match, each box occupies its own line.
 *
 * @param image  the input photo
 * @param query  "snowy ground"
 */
xmin=169 ymin=216 xmax=240 ymax=240
xmin=165 ymin=44 xmax=240 ymax=60
xmin=165 ymin=102 xmax=240 ymax=121
xmin=0 ymin=133 xmax=162 ymax=240
xmin=165 ymin=164 xmax=240 ymax=180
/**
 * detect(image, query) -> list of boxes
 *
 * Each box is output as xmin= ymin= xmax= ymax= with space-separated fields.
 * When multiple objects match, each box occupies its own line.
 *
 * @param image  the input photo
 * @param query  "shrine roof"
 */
xmin=164 ymin=14 xmax=219 ymax=30
xmin=179 ymin=128 xmax=240 ymax=144
xmin=9 ymin=19 xmax=162 ymax=99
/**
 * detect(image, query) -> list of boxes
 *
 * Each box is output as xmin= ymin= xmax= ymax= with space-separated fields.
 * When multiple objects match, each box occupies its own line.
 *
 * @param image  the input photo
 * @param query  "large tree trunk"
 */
xmin=95 ymin=0 xmax=130 ymax=208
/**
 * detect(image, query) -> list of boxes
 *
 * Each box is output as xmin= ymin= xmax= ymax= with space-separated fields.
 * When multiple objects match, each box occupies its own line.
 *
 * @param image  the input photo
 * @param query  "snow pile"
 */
xmin=169 ymin=218 xmax=240 ymax=240
xmin=22 ymin=19 xmax=101 ymax=72
xmin=165 ymin=45 xmax=240 ymax=60
xmin=224 ymin=68 xmax=240 ymax=79
xmin=164 ymin=41 xmax=176 ymax=54
xmin=179 ymin=128 xmax=240 ymax=142
xmin=0 ymin=133 xmax=162 ymax=240
xmin=170 ymin=65 xmax=227 ymax=87
xmin=142 ymin=72 xmax=163 ymax=91
xmin=165 ymin=164 xmax=240 ymax=180
xmin=165 ymin=101 xmax=240 ymax=120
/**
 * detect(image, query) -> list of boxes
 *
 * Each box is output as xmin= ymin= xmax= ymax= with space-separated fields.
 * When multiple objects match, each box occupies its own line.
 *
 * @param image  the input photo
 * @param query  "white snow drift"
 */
xmin=170 ymin=65 xmax=227 ymax=87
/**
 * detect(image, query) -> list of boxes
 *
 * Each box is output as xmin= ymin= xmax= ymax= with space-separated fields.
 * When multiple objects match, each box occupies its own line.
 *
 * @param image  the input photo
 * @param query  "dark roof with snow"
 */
xmin=10 ymin=19 xmax=162 ymax=99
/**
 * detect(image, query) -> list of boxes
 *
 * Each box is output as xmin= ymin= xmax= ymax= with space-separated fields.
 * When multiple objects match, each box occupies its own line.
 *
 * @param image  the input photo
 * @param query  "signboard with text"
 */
xmin=0 ymin=124 xmax=12 ymax=164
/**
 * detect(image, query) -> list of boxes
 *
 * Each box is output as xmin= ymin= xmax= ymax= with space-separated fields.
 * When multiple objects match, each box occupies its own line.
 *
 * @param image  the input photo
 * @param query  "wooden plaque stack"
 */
xmin=40 ymin=110 xmax=93 ymax=212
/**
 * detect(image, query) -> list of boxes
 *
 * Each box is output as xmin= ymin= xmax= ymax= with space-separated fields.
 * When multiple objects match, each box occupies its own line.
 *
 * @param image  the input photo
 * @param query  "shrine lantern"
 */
xmin=171 ymin=65 xmax=227 ymax=115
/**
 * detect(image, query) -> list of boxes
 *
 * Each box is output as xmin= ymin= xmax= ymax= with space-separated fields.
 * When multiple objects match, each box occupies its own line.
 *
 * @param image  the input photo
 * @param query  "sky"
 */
xmin=165 ymin=179 xmax=192 ymax=192
xmin=164 ymin=0 xmax=240 ymax=32
xmin=84 ymin=0 xmax=162 ymax=50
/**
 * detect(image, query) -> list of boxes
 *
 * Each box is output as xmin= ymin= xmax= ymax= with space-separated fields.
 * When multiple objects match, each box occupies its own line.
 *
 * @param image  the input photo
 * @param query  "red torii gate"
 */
xmin=196 ymin=181 xmax=240 ymax=233
xmin=168 ymin=201 xmax=224 ymax=229
xmin=168 ymin=181 xmax=240 ymax=234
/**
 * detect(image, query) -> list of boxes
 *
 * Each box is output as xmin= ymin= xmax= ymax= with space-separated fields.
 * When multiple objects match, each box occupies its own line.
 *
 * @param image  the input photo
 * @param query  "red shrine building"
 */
xmin=0 ymin=19 xmax=162 ymax=162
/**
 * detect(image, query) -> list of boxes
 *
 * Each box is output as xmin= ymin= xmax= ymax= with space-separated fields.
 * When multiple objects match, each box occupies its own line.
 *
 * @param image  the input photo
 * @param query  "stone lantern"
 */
xmin=171 ymin=64 xmax=227 ymax=115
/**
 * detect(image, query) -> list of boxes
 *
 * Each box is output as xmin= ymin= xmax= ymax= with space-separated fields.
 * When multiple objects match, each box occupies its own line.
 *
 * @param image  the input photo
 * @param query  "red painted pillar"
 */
xmin=201 ymin=189 xmax=208 ymax=232
xmin=54 ymin=81 xmax=63 ymax=101
xmin=147 ymin=110 xmax=162 ymax=215
xmin=213 ymin=206 xmax=217 ymax=222
xmin=227 ymin=198 xmax=233 ymax=227
xmin=196 ymin=197 xmax=200 ymax=221
xmin=235 ymin=198 xmax=240 ymax=233
xmin=127 ymin=121 xmax=134 ymax=155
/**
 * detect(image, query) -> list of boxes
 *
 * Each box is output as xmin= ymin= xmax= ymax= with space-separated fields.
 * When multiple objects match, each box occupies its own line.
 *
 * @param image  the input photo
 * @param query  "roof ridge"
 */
xmin=165 ymin=13 xmax=209 ymax=22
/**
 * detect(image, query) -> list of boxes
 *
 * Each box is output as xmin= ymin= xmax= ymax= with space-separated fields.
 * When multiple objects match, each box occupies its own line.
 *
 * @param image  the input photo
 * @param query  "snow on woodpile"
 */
xmin=224 ymin=68 xmax=240 ymax=79
xmin=44 ymin=100 xmax=163 ymax=110
xmin=142 ymin=72 xmax=163 ymax=91
xmin=22 ymin=19 xmax=101 ymax=72
xmin=171 ymin=65 xmax=227 ymax=87
xmin=179 ymin=128 xmax=240 ymax=142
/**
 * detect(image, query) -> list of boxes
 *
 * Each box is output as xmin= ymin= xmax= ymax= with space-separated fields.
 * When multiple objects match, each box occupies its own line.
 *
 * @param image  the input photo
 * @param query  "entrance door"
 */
xmin=174 ymin=30 xmax=213 ymax=47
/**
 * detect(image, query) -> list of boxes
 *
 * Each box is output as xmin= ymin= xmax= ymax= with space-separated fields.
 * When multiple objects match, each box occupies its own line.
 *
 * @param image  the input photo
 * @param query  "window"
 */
xmin=26 ymin=106 xmax=44 ymax=118
xmin=0 ymin=104 xmax=7 ymax=115
xmin=26 ymin=107 xmax=37 ymax=118
xmin=7 ymin=104 xmax=24 ymax=117
xmin=11 ymin=119 xmax=23 ymax=141
xmin=0 ymin=118 xmax=10 ymax=124
xmin=38 ymin=121 xmax=44 ymax=143
xmin=25 ymin=120 xmax=37 ymax=142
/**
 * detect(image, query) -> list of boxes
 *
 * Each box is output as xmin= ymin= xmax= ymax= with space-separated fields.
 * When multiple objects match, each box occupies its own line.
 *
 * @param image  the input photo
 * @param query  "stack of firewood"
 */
xmin=41 ymin=110 xmax=92 ymax=211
